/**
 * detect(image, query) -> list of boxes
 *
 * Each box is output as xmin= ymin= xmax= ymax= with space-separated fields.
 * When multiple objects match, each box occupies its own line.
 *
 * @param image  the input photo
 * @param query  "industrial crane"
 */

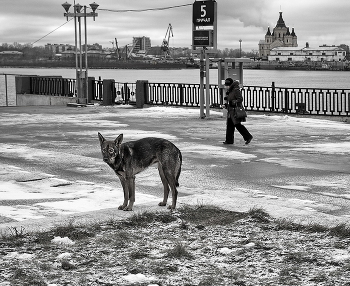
xmin=161 ymin=23 xmax=173 ymax=59
xmin=114 ymin=38 xmax=120 ymax=60
xmin=110 ymin=38 xmax=121 ymax=60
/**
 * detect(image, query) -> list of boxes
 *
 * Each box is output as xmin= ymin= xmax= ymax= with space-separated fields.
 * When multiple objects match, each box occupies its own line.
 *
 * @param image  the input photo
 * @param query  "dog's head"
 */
xmin=98 ymin=133 xmax=123 ymax=165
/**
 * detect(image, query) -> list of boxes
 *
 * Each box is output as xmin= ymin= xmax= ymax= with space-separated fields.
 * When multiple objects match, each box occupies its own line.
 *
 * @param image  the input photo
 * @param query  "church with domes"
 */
xmin=259 ymin=11 xmax=298 ymax=59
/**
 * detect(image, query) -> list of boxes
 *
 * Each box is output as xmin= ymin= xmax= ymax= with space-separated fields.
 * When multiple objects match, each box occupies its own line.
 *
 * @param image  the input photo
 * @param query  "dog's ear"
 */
xmin=98 ymin=132 xmax=105 ymax=145
xmin=115 ymin=134 xmax=123 ymax=146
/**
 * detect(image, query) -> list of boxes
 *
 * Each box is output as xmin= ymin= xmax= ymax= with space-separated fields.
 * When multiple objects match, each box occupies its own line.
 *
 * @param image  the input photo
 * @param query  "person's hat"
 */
xmin=224 ymin=78 xmax=234 ymax=86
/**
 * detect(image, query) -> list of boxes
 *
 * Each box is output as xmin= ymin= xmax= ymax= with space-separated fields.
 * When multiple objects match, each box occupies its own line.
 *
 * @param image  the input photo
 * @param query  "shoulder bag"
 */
xmin=234 ymin=106 xmax=247 ymax=119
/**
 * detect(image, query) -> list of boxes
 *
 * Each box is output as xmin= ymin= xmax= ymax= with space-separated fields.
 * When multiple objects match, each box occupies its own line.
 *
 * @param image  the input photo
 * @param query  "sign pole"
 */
xmin=205 ymin=51 xmax=210 ymax=117
xmin=199 ymin=48 xmax=205 ymax=118
xmin=192 ymin=0 xmax=217 ymax=119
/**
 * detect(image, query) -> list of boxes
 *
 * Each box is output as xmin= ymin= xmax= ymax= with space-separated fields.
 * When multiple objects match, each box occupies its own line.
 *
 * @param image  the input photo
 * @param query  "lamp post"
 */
xmin=62 ymin=1 xmax=98 ymax=104
xmin=239 ymin=39 xmax=242 ymax=58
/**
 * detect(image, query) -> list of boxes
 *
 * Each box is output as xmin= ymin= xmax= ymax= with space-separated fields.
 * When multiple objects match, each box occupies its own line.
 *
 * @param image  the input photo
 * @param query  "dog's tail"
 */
xmin=175 ymin=151 xmax=182 ymax=187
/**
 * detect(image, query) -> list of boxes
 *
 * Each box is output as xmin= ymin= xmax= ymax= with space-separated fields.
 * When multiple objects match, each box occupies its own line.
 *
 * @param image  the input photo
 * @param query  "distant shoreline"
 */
xmin=0 ymin=60 xmax=192 ymax=70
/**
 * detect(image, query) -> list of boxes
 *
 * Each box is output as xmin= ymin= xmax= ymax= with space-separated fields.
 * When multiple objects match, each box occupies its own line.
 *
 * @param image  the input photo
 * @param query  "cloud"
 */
xmin=0 ymin=0 xmax=350 ymax=50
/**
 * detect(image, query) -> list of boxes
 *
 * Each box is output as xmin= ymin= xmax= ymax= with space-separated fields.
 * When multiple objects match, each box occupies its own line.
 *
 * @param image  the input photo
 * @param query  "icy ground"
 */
xmin=0 ymin=105 xmax=350 ymax=231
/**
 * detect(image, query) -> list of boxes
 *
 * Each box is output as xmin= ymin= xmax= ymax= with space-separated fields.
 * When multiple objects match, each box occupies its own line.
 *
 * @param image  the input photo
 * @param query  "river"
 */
xmin=1 ymin=67 xmax=350 ymax=106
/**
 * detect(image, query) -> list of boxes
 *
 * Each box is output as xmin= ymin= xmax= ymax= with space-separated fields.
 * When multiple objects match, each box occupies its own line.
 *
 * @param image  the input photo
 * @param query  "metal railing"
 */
xmin=30 ymin=77 xmax=76 ymax=97
xmin=91 ymin=79 xmax=136 ymax=103
xmin=147 ymin=82 xmax=350 ymax=116
xmin=147 ymin=83 xmax=222 ymax=107
xmin=21 ymin=76 xmax=350 ymax=116
xmin=243 ymin=84 xmax=350 ymax=116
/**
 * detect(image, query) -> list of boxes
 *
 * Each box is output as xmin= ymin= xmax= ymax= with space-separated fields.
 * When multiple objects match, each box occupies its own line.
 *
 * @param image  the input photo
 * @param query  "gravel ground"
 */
xmin=1 ymin=206 xmax=350 ymax=286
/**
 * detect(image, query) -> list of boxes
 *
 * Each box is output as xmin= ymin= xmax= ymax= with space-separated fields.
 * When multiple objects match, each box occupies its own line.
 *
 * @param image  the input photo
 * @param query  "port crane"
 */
xmin=120 ymin=41 xmax=136 ymax=60
xmin=161 ymin=23 xmax=173 ymax=59
xmin=109 ymin=38 xmax=121 ymax=60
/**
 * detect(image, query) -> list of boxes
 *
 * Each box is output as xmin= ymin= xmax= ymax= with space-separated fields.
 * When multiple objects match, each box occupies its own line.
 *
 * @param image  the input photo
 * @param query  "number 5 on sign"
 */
xmin=201 ymin=5 xmax=206 ymax=17
xmin=193 ymin=1 xmax=215 ymax=26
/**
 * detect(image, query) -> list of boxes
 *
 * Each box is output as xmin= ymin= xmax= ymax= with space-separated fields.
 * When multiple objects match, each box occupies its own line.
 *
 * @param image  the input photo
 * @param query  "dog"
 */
xmin=98 ymin=133 xmax=182 ymax=211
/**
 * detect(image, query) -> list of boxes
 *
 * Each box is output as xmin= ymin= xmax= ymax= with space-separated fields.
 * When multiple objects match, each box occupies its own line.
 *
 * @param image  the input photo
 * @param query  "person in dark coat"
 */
xmin=223 ymin=78 xmax=253 ymax=145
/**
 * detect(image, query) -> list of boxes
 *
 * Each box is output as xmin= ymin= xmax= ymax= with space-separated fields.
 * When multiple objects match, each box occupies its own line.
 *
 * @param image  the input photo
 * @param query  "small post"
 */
xmin=178 ymin=84 xmax=184 ymax=106
xmin=271 ymin=81 xmax=275 ymax=111
xmin=205 ymin=51 xmax=210 ymax=118
xmin=5 ymin=74 xmax=8 ymax=106
xmin=284 ymin=88 xmax=289 ymax=113
xmin=87 ymin=77 xmax=95 ymax=103
xmin=102 ymin=79 xmax=115 ymax=105
xmin=135 ymin=80 xmax=148 ymax=108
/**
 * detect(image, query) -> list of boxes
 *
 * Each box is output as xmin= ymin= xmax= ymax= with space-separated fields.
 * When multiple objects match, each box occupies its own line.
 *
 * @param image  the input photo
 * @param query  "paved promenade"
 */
xmin=0 ymin=105 xmax=350 ymax=233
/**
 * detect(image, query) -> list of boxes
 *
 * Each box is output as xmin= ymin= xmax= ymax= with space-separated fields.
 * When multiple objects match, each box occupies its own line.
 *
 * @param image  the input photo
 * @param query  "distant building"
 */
xmin=82 ymin=43 xmax=102 ymax=51
xmin=268 ymin=43 xmax=346 ymax=62
xmin=61 ymin=47 xmax=75 ymax=58
xmin=132 ymin=37 xmax=151 ymax=54
xmin=0 ymin=51 xmax=23 ymax=59
xmin=259 ymin=11 xmax=298 ymax=59
xmin=45 ymin=43 xmax=71 ymax=53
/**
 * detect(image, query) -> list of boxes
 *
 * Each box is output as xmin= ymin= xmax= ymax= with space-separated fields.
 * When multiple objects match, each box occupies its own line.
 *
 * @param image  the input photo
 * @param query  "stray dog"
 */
xmin=98 ymin=133 xmax=182 ymax=211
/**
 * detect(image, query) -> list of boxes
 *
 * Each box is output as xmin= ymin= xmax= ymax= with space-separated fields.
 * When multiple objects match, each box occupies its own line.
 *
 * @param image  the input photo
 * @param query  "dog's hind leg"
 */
xmin=168 ymin=182 xmax=178 ymax=210
xmin=162 ymin=166 xmax=178 ymax=210
xmin=158 ymin=163 xmax=170 ymax=207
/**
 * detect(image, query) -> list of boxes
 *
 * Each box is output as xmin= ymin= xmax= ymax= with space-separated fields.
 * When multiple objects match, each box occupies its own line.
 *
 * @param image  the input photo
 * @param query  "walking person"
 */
xmin=223 ymin=78 xmax=253 ymax=145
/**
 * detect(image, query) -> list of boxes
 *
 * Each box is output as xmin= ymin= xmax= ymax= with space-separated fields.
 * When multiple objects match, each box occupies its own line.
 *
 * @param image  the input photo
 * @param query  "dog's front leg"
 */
xmin=123 ymin=176 xmax=135 ymax=211
xmin=118 ymin=176 xmax=128 ymax=210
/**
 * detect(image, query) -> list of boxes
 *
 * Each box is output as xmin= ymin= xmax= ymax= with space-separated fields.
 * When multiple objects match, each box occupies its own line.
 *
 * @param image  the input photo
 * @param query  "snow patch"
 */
xmin=4 ymin=252 xmax=34 ymax=260
xmin=122 ymin=273 xmax=156 ymax=283
xmin=51 ymin=236 xmax=75 ymax=245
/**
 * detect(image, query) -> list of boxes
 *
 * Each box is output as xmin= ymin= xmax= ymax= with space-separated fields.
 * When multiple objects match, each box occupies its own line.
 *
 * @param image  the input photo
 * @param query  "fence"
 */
xmin=147 ymin=83 xmax=222 ymax=107
xmin=91 ymin=79 xmax=136 ymax=103
xmin=146 ymin=82 xmax=350 ymax=116
xmin=5 ymin=75 xmax=350 ymax=116
xmin=30 ymin=77 xmax=76 ymax=97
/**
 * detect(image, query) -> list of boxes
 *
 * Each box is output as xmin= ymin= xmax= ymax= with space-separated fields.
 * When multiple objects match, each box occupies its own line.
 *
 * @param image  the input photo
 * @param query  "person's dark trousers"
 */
xmin=225 ymin=118 xmax=252 ymax=143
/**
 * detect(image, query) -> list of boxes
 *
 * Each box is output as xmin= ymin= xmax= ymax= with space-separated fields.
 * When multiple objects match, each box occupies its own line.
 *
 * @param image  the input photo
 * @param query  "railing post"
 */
xmin=271 ymin=81 xmax=275 ymax=111
xmin=15 ymin=76 xmax=32 ymax=95
xmin=98 ymin=76 xmax=103 ymax=101
xmin=102 ymin=79 xmax=115 ymax=105
xmin=87 ymin=77 xmax=95 ymax=103
xmin=178 ymin=84 xmax=184 ymax=106
xmin=284 ymin=88 xmax=289 ymax=113
xmin=5 ymin=74 xmax=8 ymax=106
xmin=135 ymin=80 xmax=148 ymax=108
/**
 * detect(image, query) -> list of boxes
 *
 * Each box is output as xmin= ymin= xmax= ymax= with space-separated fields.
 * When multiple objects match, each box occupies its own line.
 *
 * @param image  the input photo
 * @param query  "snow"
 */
xmin=51 ymin=237 xmax=75 ymax=245
xmin=4 ymin=252 xmax=35 ymax=260
xmin=181 ymin=144 xmax=256 ymax=160
xmin=56 ymin=253 xmax=73 ymax=260
xmin=0 ymin=106 xmax=350 ymax=226
xmin=122 ymin=273 xmax=156 ymax=283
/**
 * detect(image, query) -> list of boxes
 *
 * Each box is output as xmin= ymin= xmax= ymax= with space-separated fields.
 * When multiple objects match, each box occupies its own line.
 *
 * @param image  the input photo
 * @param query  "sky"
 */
xmin=0 ymin=0 xmax=349 ymax=53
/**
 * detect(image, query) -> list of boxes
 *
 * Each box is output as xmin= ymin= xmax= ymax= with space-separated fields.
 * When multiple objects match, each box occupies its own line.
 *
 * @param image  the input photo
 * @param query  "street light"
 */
xmin=239 ymin=39 xmax=242 ymax=58
xmin=62 ymin=1 xmax=98 ymax=104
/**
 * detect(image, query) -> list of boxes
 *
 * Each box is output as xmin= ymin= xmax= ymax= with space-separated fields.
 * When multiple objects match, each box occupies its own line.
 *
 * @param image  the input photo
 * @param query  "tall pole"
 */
xmin=84 ymin=5 xmax=88 ymax=103
xmin=239 ymin=39 xmax=242 ymax=58
xmin=78 ymin=15 xmax=83 ymax=103
xmin=62 ymin=1 xmax=98 ymax=103
xmin=74 ymin=1 xmax=79 ymax=98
